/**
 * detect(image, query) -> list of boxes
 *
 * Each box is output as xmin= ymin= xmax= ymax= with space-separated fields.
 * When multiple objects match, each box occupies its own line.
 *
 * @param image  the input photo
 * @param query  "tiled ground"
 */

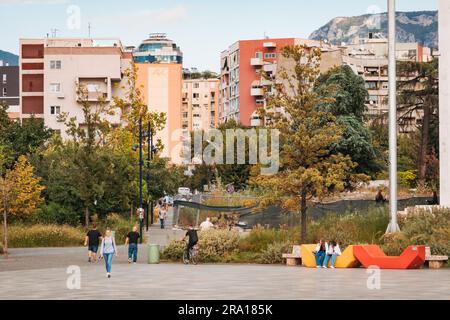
xmin=1 ymin=247 xmax=449 ymax=300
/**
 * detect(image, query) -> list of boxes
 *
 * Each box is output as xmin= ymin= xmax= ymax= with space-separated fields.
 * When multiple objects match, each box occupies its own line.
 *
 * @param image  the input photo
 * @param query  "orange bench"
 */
xmin=301 ymin=244 xmax=360 ymax=268
xmin=353 ymin=245 xmax=425 ymax=269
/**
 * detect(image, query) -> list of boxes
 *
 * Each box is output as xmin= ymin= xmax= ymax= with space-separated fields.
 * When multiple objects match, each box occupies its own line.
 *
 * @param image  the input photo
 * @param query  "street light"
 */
xmin=386 ymin=0 xmax=400 ymax=233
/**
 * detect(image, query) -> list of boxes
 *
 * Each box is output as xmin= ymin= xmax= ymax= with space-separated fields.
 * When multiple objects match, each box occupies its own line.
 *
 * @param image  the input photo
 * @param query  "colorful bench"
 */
xmin=300 ymin=244 xmax=360 ymax=268
xmin=353 ymin=245 xmax=426 ymax=269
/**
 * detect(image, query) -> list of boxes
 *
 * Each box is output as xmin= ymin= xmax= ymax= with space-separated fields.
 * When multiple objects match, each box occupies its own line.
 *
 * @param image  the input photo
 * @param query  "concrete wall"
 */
xmin=439 ymin=0 xmax=450 ymax=206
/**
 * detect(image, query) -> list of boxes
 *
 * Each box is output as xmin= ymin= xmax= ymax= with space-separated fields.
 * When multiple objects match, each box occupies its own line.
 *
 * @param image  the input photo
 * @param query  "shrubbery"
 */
xmin=162 ymin=229 xmax=240 ymax=263
xmin=0 ymin=224 xmax=85 ymax=248
xmin=36 ymin=202 xmax=80 ymax=226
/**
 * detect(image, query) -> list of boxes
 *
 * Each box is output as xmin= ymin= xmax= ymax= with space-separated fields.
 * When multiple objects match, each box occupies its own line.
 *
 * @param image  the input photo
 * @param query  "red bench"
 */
xmin=353 ymin=245 xmax=426 ymax=269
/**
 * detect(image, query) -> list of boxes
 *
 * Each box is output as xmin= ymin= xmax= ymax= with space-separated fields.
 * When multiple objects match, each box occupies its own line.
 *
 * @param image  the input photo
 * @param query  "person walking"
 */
xmin=99 ymin=228 xmax=118 ymax=278
xmin=84 ymin=225 xmax=102 ymax=263
xmin=158 ymin=200 xmax=167 ymax=229
xmin=125 ymin=226 xmax=140 ymax=264
xmin=323 ymin=241 xmax=341 ymax=269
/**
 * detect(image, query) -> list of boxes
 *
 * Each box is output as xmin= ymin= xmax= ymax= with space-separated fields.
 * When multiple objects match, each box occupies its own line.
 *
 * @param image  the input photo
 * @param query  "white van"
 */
xmin=178 ymin=187 xmax=191 ymax=196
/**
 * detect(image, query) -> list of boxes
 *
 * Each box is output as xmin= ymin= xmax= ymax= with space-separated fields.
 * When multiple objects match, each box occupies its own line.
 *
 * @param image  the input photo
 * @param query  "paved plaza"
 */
xmin=0 ymin=247 xmax=449 ymax=300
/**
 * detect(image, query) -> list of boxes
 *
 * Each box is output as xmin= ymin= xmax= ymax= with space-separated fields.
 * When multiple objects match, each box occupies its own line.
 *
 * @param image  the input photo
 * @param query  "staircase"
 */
xmin=144 ymin=207 xmax=185 ymax=249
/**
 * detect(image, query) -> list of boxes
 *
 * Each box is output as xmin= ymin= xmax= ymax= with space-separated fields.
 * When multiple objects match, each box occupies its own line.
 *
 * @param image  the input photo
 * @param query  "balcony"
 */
xmin=263 ymin=63 xmax=277 ymax=73
xmin=250 ymin=58 xmax=263 ymax=66
xmin=251 ymin=88 xmax=264 ymax=96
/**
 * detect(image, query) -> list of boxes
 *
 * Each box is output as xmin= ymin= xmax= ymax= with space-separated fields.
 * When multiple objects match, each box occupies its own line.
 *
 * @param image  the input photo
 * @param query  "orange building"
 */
xmin=136 ymin=63 xmax=183 ymax=164
xmin=219 ymin=38 xmax=322 ymax=126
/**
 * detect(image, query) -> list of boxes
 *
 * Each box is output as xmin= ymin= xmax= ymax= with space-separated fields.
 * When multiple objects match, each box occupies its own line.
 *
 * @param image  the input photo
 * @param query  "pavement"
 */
xmin=1 ymin=246 xmax=450 ymax=300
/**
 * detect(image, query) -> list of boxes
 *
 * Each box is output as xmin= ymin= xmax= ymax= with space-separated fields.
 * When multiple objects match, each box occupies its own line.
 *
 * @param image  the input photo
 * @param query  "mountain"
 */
xmin=309 ymin=11 xmax=438 ymax=49
xmin=0 ymin=50 xmax=19 ymax=66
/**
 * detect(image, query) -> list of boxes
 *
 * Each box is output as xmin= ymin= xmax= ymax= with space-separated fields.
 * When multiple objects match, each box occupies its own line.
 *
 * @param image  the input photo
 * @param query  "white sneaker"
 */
xmin=316 ymin=266 xmax=321 ymax=268
xmin=107 ymin=273 xmax=111 ymax=278
xmin=330 ymin=266 xmax=335 ymax=269
xmin=323 ymin=266 xmax=328 ymax=269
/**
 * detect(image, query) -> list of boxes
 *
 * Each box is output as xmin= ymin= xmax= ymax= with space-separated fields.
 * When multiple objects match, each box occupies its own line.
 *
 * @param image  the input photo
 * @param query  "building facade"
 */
xmin=341 ymin=36 xmax=433 ymax=133
xmin=219 ymin=38 xmax=337 ymax=126
xmin=133 ymin=33 xmax=182 ymax=64
xmin=0 ymin=60 xmax=20 ymax=119
xmin=182 ymin=78 xmax=219 ymax=131
xmin=19 ymin=38 xmax=132 ymax=136
xmin=136 ymin=63 xmax=183 ymax=164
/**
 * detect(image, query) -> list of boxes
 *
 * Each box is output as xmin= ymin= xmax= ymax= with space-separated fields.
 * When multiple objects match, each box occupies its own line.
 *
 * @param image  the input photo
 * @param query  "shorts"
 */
xmin=88 ymin=245 xmax=99 ymax=253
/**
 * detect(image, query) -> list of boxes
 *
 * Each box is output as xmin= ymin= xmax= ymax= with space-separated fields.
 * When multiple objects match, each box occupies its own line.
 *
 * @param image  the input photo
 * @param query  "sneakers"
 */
xmin=323 ymin=266 xmax=328 ymax=269
xmin=88 ymin=257 xmax=91 ymax=263
xmin=330 ymin=266 xmax=335 ymax=269
xmin=107 ymin=273 xmax=111 ymax=278
xmin=128 ymin=258 xmax=132 ymax=264
xmin=316 ymin=266 xmax=321 ymax=268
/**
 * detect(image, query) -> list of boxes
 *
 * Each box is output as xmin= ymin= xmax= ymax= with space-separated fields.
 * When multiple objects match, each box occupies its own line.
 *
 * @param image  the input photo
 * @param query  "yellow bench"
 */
xmin=301 ymin=244 xmax=360 ymax=268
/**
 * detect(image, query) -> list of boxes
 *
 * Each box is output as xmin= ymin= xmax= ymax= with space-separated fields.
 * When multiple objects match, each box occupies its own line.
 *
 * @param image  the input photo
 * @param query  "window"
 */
xmin=50 ymin=83 xmax=61 ymax=93
xmin=264 ymin=53 xmax=276 ymax=59
xmin=193 ymin=93 xmax=200 ymax=99
xmin=182 ymin=112 xmax=188 ymax=118
xmin=193 ymin=83 xmax=200 ymax=89
xmin=193 ymin=113 xmax=200 ymax=118
xmin=2 ymin=88 xmax=6 ymax=97
xmin=50 ymin=60 xmax=62 ymax=69
xmin=50 ymin=106 xmax=61 ymax=115
xmin=193 ymin=104 xmax=200 ymax=109
xmin=255 ymin=52 xmax=263 ymax=59
xmin=2 ymin=74 xmax=6 ymax=84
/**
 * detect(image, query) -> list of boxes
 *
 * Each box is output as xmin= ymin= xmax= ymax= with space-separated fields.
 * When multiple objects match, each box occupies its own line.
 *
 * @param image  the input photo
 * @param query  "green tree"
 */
xmin=397 ymin=59 xmax=439 ymax=187
xmin=252 ymin=45 xmax=367 ymax=242
xmin=315 ymin=65 xmax=381 ymax=177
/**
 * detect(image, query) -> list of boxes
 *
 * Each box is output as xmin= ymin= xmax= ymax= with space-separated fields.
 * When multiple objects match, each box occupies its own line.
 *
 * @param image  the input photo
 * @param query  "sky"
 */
xmin=0 ymin=0 xmax=438 ymax=72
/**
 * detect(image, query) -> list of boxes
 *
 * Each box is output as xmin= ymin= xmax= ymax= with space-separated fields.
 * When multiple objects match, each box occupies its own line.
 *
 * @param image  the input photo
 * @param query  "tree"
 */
xmin=0 ymin=146 xmax=12 ymax=254
xmin=314 ymin=65 xmax=381 ymax=177
xmin=252 ymin=45 xmax=367 ymax=242
xmin=6 ymin=155 xmax=44 ymax=219
xmin=397 ymin=59 xmax=439 ymax=187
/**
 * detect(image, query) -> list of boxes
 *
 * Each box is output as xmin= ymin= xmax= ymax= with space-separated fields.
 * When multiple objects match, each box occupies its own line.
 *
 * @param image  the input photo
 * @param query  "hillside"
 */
xmin=309 ymin=11 xmax=438 ymax=49
xmin=0 ymin=50 xmax=19 ymax=66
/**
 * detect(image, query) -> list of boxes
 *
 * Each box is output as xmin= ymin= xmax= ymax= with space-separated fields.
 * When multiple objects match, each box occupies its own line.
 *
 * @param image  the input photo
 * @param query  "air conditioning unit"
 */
xmin=57 ymin=93 xmax=65 ymax=99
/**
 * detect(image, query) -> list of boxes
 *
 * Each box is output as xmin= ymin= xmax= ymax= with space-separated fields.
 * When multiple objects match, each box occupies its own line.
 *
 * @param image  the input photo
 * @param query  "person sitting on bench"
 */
xmin=313 ymin=238 xmax=328 ymax=268
xmin=323 ymin=240 xmax=341 ymax=269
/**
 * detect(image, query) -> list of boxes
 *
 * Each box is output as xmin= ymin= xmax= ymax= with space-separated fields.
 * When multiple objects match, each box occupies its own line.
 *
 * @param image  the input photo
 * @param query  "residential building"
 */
xmin=133 ymin=33 xmax=182 ymax=64
xmin=19 ymin=38 xmax=132 ymax=136
xmin=136 ymin=63 xmax=183 ymax=164
xmin=341 ymin=35 xmax=433 ymax=133
xmin=182 ymin=78 xmax=220 ymax=131
xmin=0 ymin=60 xmax=20 ymax=119
xmin=219 ymin=38 xmax=339 ymax=126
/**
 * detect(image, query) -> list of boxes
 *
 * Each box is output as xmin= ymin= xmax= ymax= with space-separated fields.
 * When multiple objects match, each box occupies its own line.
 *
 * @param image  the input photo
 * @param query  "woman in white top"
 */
xmin=99 ymin=228 xmax=118 ymax=278
xmin=323 ymin=240 xmax=341 ymax=269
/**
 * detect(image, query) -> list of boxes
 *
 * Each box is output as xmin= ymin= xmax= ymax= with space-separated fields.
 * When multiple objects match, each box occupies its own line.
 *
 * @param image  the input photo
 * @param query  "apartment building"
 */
xmin=219 ymin=38 xmax=340 ymax=126
xmin=19 ymin=38 xmax=132 ymax=136
xmin=182 ymin=78 xmax=219 ymax=131
xmin=0 ymin=60 xmax=20 ymax=119
xmin=341 ymin=36 xmax=433 ymax=133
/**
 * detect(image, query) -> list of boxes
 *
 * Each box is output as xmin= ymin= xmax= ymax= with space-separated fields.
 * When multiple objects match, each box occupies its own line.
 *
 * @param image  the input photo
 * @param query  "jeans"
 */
xmin=315 ymin=251 xmax=326 ymax=267
xmin=323 ymin=254 xmax=339 ymax=267
xmin=128 ymin=243 xmax=138 ymax=263
xmin=186 ymin=242 xmax=197 ymax=260
xmin=160 ymin=218 xmax=165 ymax=229
xmin=103 ymin=253 xmax=113 ymax=273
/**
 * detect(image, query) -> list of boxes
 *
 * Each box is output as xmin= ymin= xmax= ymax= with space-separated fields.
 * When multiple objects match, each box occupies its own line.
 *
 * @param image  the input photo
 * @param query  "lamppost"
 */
xmin=146 ymin=122 xmax=156 ymax=230
xmin=386 ymin=0 xmax=400 ymax=233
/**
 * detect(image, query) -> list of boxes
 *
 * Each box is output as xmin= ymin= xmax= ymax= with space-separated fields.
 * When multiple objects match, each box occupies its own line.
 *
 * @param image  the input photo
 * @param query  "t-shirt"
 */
xmin=319 ymin=244 xmax=326 ymax=252
xmin=87 ymin=230 xmax=102 ymax=246
xmin=127 ymin=231 xmax=140 ymax=244
xmin=186 ymin=230 xmax=198 ymax=245
xmin=200 ymin=221 xmax=213 ymax=231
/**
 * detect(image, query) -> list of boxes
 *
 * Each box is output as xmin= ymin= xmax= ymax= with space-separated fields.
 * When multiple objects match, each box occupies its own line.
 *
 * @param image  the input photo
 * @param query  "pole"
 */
xmin=386 ymin=0 xmax=400 ymax=233
xmin=150 ymin=128 xmax=154 ymax=225
xmin=146 ymin=122 xmax=151 ymax=231
xmin=139 ymin=118 xmax=143 ymax=243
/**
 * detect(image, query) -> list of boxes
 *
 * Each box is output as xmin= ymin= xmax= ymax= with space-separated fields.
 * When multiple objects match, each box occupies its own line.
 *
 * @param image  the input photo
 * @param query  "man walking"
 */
xmin=125 ymin=226 xmax=140 ymax=264
xmin=84 ymin=225 xmax=102 ymax=263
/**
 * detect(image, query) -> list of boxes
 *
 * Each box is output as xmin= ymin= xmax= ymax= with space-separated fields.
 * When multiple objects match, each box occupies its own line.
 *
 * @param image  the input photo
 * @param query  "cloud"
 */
xmin=0 ymin=0 xmax=69 ymax=5
xmin=91 ymin=5 xmax=188 ymax=26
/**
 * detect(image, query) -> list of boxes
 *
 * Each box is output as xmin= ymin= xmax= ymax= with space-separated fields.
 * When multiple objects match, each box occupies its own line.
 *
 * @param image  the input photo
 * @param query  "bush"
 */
xmin=0 ymin=224 xmax=84 ymax=248
xmin=102 ymin=213 xmax=140 ymax=243
xmin=162 ymin=229 xmax=240 ymax=263
xmin=0 ymin=242 xmax=4 ymax=254
xmin=36 ymin=202 xmax=80 ymax=226
xmin=398 ymin=170 xmax=417 ymax=188
xmin=258 ymin=241 xmax=293 ymax=264
xmin=238 ymin=225 xmax=300 ymax=253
